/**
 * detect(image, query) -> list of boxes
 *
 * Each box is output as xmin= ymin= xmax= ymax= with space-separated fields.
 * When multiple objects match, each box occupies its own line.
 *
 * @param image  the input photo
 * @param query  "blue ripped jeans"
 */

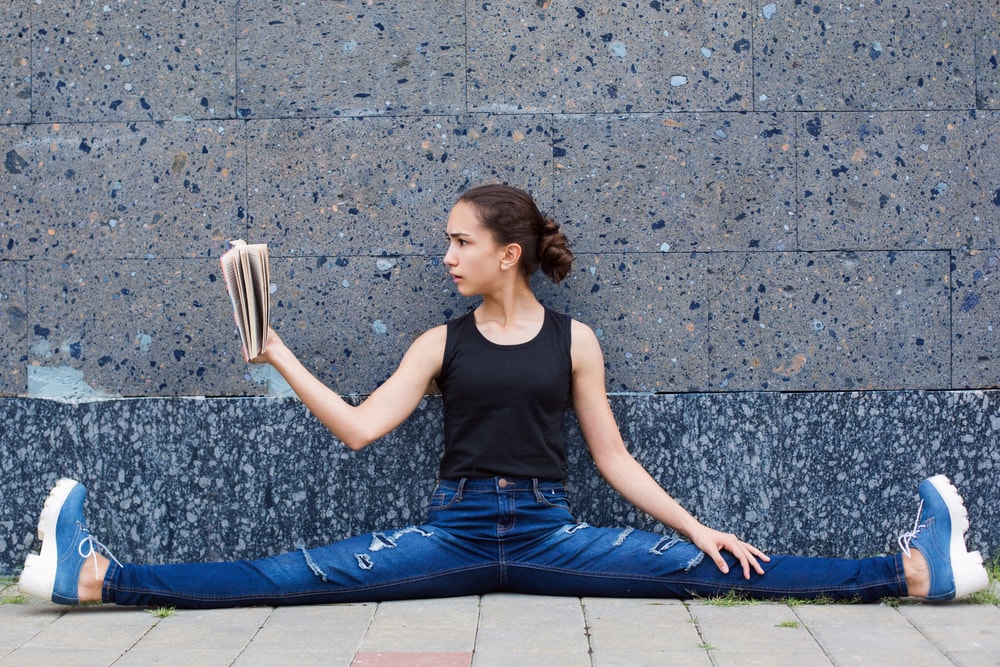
xmin=102 ymin=477 xmax=907 ymax=607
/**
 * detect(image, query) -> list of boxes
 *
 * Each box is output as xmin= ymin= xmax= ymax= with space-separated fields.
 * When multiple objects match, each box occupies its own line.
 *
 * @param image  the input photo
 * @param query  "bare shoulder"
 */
xmin=408 ymin=324 xmax=448 ymax=360
xmin=416 ymin=323 xmax=448 ymax=344
xmin=569 ymin=319 xmax=604 ymax=370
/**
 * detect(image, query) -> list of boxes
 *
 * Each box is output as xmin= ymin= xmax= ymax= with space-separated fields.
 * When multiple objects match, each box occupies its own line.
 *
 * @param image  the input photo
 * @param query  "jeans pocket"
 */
xmin=428 ymin=483 xmax=461 ymax=512
xmin=537 ymin=487 xmax=572 ymax=511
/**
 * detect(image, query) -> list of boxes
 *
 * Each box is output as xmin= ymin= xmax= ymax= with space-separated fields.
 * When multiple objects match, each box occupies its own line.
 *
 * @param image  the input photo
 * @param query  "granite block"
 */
xmin=2 ymin=397 xmax=355 ymax=567
xmin=979 ymin=3 xmax=1000 ymax=109
xmin=467 ymin=1 xmax=752 ymax=113
xmin=2 ymin=391 xmax=999 ymax=575
xmin=775 ymin=391 xmax=928 ymax=558
xmin=245 ymin=116 xmax=551 ymax=257
xmin=31 ymin=0 xmax=236 ymax=123
xmin=2 ymin=121 xmax=246 ymax=261
xmin=563 ymin=394 xmax=690 ymax=534
xmin=951 ymin=249 xmax=1000 ymax=388
xmin=798 ymin=111 xmax=992 ymax=251
xmin=26 ymin=258 xmax=248 ymax=398
xmin=537 ymin=252 xmax=710 ymax=392
xmin=564 ymin=393 xmax=785 ymax=550
xmin=925 ymin=390 xmax=1000 ymax=558
xmin=709 ymin=251 xmax=950 ymax=391
xmin=0 ymin=1 xmax=31 ymax=124
xmin=0 ymin=260 xmax=27 ymax=395
xmin=681 ymin=392 xmax=785 ymax=549
xmin=348 ymin=397 xmax=445 ymax=535
xmin=0 ymin=398 xmax=59 ymax=563
xmin=753 ymin=0 xmax=977 ymax=111
xmin=269 ymin=255 xmax=465 ymax=394
xmin=551 ymin=113 xmax=796 ymax=253
xmin=236 ymin=1 xmax=465 ymax=118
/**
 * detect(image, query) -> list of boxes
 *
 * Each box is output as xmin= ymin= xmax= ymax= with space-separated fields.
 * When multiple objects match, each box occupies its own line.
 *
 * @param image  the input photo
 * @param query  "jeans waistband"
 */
xmin=438 ymin=477 xmax=565 ymax=494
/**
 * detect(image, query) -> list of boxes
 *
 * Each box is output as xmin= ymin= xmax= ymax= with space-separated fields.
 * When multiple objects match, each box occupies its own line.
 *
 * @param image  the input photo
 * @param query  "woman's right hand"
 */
xmin=252 ymin=327 xmax=286 ymax=365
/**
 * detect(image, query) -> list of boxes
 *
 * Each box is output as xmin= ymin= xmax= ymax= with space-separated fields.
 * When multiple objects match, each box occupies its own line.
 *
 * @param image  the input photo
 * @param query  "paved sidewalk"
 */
xmin=2 ymin=582 xmax=999 ymax=667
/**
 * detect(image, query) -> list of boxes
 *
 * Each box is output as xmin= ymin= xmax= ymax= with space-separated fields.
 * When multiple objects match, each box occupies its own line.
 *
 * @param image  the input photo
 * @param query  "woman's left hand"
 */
xmin=687 ymin=524 xmax=770 ymax=580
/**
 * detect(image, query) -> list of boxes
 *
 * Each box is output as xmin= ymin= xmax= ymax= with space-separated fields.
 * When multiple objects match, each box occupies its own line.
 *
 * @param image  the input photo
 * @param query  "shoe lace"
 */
xmin=897 ymin=499 xmax=925 ymax=558
xmin=77 ymin=525 xmax=123 ymax=578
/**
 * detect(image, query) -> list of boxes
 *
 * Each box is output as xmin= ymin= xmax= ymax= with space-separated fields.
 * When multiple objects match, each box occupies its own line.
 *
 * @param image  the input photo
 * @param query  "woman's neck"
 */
xmin=474 ymin=281 xmax=545 ymax=343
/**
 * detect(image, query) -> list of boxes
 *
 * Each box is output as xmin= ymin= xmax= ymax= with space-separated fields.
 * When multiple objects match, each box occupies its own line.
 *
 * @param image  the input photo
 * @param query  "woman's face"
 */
xmin=443 ymin=201 xmax=507 ymax=297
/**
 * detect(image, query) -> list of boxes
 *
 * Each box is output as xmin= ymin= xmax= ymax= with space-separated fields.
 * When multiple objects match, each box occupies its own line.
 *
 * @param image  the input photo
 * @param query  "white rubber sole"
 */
xmin=925 ymin=474 xmax=990 ymax=600
xmin=18 ymin=478 xmax=80 ymax=601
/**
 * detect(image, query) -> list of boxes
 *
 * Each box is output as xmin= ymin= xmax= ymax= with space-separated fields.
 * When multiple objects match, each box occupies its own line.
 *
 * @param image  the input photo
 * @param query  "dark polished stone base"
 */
xmin=2 ymin=390 xmax=996 ymax=574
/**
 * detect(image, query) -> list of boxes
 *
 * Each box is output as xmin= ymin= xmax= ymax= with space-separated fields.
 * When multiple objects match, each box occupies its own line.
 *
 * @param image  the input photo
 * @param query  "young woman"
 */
xmin=19 ymin=184 xmax=989 ymax=607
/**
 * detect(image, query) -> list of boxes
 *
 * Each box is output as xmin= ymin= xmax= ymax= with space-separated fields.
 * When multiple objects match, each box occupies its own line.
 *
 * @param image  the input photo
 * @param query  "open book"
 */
xmin=220 ymin=240 xmax=270 ymax=362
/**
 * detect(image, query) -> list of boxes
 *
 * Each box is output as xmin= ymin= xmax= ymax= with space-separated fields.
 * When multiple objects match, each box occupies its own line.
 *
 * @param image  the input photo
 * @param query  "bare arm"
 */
xmin=257 ymin=326 xmax=446 ymax=450
xmin=569 ymin=320 xmax=769 ymax=578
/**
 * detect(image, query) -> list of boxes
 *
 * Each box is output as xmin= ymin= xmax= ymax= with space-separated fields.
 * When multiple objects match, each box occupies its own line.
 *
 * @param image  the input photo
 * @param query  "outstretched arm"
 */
xmin=569 ymin=320 xmax=769 ymax=579
xmin=257 ymin=326 xmax=446 ymax=450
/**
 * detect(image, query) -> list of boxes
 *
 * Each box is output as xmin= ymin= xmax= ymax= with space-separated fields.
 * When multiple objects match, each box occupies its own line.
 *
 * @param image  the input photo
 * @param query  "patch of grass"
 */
xmin=966 ymin=556 xmax=1000 ymax=605
xmin=0 ymin=576 xmax=26 ymax=605
xmin=148 ymin=606 xmax=176 ymax=619
xmin=1 ymin=581 xmax=24 ymax=605
xmin=779 ymin=595 xmax=856 ymax=606
xmin=697 ymin=590 xmax=759 ymax=607
xmin=775 ymin=620 xmax=800 ymax=628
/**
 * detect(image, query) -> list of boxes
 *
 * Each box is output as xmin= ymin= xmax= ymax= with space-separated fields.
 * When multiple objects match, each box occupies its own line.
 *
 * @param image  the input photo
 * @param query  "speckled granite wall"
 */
xmin=1 ymin=2 xmax=998 ymax=574
xmin=1 ymin=391 xmax=997 ymax=574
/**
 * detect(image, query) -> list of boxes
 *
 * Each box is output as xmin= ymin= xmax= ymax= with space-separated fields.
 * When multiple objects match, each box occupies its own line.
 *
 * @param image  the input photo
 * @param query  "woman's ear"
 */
xmin=500 ymin=243 xmax=523 ymax=270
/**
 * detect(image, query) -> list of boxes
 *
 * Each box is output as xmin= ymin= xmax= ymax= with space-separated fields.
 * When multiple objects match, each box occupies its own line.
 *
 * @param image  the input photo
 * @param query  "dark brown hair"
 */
xmin=457 ymin=184 xmax=574 ymax=283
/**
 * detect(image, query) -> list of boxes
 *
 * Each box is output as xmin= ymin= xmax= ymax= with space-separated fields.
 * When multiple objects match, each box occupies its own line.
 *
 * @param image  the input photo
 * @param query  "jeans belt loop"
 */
xmin=455 ymin=478 xmax=467 ymax=502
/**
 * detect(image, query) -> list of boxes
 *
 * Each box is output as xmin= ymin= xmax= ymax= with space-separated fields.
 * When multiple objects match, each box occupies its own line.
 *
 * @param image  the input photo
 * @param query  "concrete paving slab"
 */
xmin=114 ymin=647 xmax=247 ymax=667
xmin=10 ymin=120 xmax=246 ymax=262
xmin=552 ymin=113 xmax=796 ymax=254
xmin=467 ymin=1 xmax=752 ymax=113
xmin=583 ymin=598 xmax=712 ymax=666
xmin=792 ymin=604 xmax=954 ymax=666
xmin=538 ymin=251 xmax=711 ymax=392
xmin=360 ymin=597 xmax=479 ymax=653
xmin=798 ymin=111 xmax=989 ymax=252
xmin=0 ymin=1 xmax=30 ymax=124
xmin=244 ymin=115 xmax=550 ymax=258
xmin=709 ymin=250 xmax=950 ymax=392
xmin=899 ymin=603 xmax=1000 ymax=661
xmin=690 ymin=601 xmax=830 ymax=657
xmin=0 ymin=646 xmax=130 ymax=666
xmin=979 ymin=5 xmax=1000 ymax=109
xmin=236 ymin=2 xmax=465 ymax=118
xmin=1 ymin=588 xmax=996 ymax=667
xmin=127 ymin=607 xmax=270 ymax=652
xmin=472 ymin=594 xmax=590 ymax=665
xmin=354 ymin=652 xmax=472 ymax=667
xmin=27 ymin=258 xmax=244 ymax=397
xmin=31 ymin=1 xmax=236 ymax=123
xmin=754 ymin=0 xmax=977 ymax=111
xmin=0 ymin=236 xmax=28 ymax=396
xmin=951 ymin=248 xmax=1000 ymax=389
xmin=230 ymin=603 xmax=374 ymax=666
xmin=0 ymin=592 xmax=59 ymax=648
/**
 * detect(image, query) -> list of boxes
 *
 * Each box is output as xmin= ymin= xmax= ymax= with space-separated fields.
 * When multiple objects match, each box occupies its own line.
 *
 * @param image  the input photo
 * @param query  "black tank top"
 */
xmin=436 ymin=308 xmax=573 ymax=480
